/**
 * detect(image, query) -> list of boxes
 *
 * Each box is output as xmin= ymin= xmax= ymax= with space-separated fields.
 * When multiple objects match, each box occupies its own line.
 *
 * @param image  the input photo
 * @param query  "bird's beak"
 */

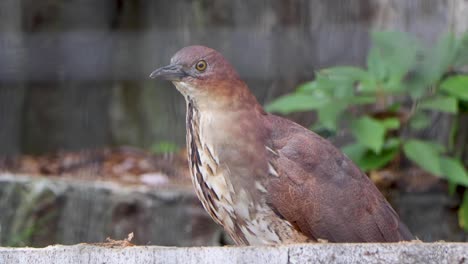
xmin=149 ymin=64 xmax=187 ymax=81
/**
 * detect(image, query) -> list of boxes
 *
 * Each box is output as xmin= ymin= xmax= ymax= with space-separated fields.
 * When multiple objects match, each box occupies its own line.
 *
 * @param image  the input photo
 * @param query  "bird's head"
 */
xmin=150 ymin=45 xmax=257 ymax=110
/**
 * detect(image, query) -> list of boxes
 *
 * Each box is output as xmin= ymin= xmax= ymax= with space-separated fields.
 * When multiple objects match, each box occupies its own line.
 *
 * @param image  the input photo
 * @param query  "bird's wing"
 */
xmin=264 ymin=114 xmax=413 ymax=242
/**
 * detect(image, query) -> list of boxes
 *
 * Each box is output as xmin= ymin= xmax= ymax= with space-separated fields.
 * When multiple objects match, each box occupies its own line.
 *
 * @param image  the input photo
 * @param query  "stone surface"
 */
xmin=0 ymin=173 xmax=224 ymax=247
xmin=0 ymin=243 xmax=467 ymax=264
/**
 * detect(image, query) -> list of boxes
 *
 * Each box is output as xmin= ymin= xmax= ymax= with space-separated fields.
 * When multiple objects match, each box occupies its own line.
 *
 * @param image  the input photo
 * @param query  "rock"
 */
xmin=0 ymin=173 xmax=224 ymax=247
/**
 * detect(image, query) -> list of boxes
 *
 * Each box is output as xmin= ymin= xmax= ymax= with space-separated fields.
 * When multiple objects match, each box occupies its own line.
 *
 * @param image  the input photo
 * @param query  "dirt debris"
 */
xmin=0 ymin=146 xmax=191 ymax=188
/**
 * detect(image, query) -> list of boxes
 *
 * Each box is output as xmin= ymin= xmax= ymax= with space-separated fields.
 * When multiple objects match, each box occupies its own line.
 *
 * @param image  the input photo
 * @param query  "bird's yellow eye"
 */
xmin=195 ymin=60 xmax=207 ymax=72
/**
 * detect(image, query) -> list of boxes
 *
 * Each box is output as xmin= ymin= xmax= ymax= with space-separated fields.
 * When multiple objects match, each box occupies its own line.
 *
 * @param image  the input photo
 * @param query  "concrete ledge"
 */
xmin=0 ymin=243 xmax=467 ymax=264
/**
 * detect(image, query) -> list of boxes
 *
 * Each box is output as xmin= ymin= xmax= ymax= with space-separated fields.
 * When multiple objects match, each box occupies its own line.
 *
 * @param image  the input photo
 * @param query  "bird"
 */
xmin=149 ymin=45 xmax=414 ymax=245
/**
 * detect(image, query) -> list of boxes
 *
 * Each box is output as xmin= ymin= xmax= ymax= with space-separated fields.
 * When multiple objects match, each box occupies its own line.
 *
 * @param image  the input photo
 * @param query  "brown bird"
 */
xmin=150 ymin=45 xmax=414 ymax=245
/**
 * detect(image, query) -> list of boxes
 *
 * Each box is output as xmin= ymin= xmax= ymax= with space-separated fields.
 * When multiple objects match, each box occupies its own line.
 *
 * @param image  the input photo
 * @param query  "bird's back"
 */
xmin=263 ymin=114 xmax=414 ymax=242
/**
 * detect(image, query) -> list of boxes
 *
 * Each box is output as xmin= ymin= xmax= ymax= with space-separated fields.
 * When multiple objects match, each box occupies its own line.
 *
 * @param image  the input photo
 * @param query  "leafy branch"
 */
xmin=266 ymin=31 xmax=468 ymax=231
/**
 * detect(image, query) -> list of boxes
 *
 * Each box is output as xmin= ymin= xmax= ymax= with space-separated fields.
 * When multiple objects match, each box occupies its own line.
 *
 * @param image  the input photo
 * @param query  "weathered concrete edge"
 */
xmin=0 ymin=173 xmax=195 ymax=198
xmin=0 ymin=243 xmax=467 ymax=264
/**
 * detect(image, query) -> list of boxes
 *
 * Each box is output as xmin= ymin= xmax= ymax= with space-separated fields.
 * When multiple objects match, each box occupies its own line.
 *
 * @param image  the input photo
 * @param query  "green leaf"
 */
xmin=440 ymin=75 xmax=468 ymax=101
xmin=358 ymin=75 xmax=378 ymax=93
xmin=358 ymin=138 xmax=400 ymax=171
xmin=459 ymin=191 xmax=468 ymax=231
xmin=420 ymin=33 xmax=457 ymax=84
xmin=317 ymin=68 xmax=365 ymax=99
xmin=313 ymin=72 xmax=356 ymax=98
xmin=358 ymin=147 xmax=399 ymax=171
xmin=379 ymin=118 xmax=400 ymax=130
xmin=350 ymin=116 xmax=386 ymax=153
xmin=346 ymin=96 xmax=376 ymax=105
xmin=424 ymin=141 xmax=446 ymax=153
xmin=321 ymin=66 xmax=369 ymax=82
xmin=343 ymin=140 xmax=400 ymax=171
xmin=265 ymin=94 xmax=327 ymax=114
xmin=387 ymin=103 xmax=401 ymax=112
xmin=409 ymin=111 xmax=431 ymax=130
xmin=314 ymin=73 xmax=341 ymax=92
xmin=419 ymin=96 xmax=458 ymax=113
xmin=405 ymin=75 xmax=431 ymax=100
xmin=367 ymin=47 xmax=387 ymax=81
xmin=440 ymin=157 xmax=468 ymax=187
xmin=297 ymin=81 xmax=318 ymax=93
xmin=385 ymin=138 xmax=401 ymax=149
xmin=403 ymin=139 xmax=443 ymax=176
xmin=317 ymin=103 xmax=346 ymax=131
xmin=382 ymin=75 xmax=405 ymax=93
xmin=150 ymin=141 xmax=179 ymax=154
xmin=454 ymin=33 xmax=468 ymax=68
xmin=342 ymin=143 xmax=367 ymax=163
xmin=368 ymin=31 xmax=419 ymax=82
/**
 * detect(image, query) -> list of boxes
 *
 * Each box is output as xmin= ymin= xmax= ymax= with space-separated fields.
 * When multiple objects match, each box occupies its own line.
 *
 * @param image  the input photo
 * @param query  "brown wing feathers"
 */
xmin=265 ymin=114 xmax=413 ymax=242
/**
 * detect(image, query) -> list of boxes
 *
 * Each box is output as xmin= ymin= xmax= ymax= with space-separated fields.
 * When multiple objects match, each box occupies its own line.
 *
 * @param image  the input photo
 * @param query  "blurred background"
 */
xmin=0 ymin=0 xmax=467 ymax=247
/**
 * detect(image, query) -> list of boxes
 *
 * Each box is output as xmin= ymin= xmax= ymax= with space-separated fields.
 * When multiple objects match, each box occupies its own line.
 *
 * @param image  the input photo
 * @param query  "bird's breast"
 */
xmin=186 ymin=100 xmax=236 ymax=226
xmin=185 ymin=100 xmax=309 ymax=245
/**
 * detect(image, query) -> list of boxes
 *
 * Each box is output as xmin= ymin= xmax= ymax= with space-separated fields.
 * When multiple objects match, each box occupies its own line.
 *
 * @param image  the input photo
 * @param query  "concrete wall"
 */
xmin=1 ymin=243 xmax=467 ymax=264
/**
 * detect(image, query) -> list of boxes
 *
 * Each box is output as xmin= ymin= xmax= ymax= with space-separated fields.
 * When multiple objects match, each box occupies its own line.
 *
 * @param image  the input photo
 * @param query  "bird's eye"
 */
xmin=195 ymin=60 xmax=207 ymax=72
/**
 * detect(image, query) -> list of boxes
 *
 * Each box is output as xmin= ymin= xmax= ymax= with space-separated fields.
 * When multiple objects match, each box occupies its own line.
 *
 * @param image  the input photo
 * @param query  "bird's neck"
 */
xmin=179 ymin=79 xmax=262 ymax=113
xmin=183 ymin=80 xmax=266 ymax=153
xmin=184 ymin=90 xmax=266 ymax=147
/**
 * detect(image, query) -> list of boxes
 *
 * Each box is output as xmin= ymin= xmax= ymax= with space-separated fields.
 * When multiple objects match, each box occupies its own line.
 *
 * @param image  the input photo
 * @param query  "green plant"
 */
xmin=150 ymin=140 xmax=180 ymax=154
xmin=266 ymin=31 xmax=468 ymax=231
